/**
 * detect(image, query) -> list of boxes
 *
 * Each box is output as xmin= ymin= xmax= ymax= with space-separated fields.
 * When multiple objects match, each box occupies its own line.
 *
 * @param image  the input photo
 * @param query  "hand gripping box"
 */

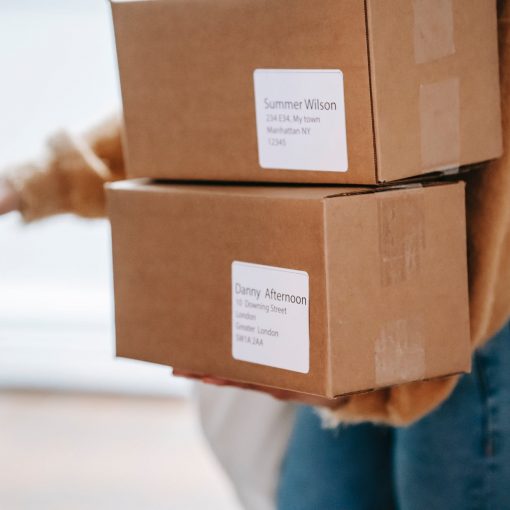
xmin=110 ymin=0 xmax=502 ymax=185
xmin=107 ymin=180 xmax=471 ymax=398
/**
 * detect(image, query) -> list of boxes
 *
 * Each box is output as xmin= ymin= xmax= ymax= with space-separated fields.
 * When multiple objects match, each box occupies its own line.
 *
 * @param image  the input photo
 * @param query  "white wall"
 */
xmin=0 ymin=0 xmax=190 ymax=396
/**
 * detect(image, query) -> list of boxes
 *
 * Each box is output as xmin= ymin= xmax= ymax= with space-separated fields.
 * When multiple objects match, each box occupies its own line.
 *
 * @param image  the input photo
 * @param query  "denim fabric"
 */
xmin=277 ymin=410 xmax=396 ymax=510
xmin=277 ymin=323 xmax=510 ymax=510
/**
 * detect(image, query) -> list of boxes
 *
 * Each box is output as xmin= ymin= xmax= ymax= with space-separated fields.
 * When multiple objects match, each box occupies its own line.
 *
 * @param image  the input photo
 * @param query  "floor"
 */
xmin=0 ymin=391 xmax=241 ymax=510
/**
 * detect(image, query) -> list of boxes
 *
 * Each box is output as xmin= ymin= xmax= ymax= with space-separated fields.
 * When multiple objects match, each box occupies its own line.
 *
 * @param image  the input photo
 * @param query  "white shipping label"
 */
xmin=253 ymin=69 xmax=348 ymax=172
xmin=232 ymin=261 xmax=310 ymax=373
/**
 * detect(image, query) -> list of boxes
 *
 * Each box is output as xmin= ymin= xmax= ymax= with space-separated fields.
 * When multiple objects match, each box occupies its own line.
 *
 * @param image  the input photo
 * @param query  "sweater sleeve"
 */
xmin=4 ymin=114 xmax=125 ymax=222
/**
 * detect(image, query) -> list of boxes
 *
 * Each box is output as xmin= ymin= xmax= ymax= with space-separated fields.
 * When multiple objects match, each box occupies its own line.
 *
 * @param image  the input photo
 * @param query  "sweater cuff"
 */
xmin=6 ymin=131 xmax=111 ymax=222
xmin=318 ymin=375 xmax=459 ymax=427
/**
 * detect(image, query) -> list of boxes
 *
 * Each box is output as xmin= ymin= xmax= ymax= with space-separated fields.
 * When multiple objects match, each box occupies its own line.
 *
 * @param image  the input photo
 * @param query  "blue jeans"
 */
xmin=277 ymin=322 xmax=510 ymax=510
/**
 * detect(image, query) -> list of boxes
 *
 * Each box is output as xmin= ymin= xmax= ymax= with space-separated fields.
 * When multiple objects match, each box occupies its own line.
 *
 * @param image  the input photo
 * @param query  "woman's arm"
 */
xmin=0 ymin=114 xmax=125 ymax=221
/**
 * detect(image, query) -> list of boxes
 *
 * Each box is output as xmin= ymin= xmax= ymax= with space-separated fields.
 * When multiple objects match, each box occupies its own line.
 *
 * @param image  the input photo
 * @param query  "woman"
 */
xmin=2 ymin=1 xmax=510 ymax=508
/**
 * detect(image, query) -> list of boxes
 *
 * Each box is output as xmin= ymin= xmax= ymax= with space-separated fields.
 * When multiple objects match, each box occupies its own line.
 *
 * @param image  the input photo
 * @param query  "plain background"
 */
xmin=0 ymin=1 xmax=241 ymax=508
xmin=0 ymin=0 xmax=191 ymax=396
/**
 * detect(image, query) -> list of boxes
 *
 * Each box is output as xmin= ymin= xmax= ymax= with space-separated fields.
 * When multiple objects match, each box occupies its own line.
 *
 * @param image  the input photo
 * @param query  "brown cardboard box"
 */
xmin=107 ymin=180 xmax=471 ymax=398
xmin=111 ymin=0 xmax=502 ymax=185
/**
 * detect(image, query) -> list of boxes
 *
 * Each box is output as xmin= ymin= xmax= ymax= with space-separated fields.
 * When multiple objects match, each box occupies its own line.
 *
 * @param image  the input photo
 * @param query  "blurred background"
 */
xmin=0 ymin=1 xmax=240 ymax=508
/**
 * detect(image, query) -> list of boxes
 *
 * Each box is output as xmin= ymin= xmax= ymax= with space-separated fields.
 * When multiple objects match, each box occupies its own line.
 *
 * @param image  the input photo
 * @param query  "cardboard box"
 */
xmin=111 ymin=0 xmax=502 ymax=185
xmin=107 ymin=180 xmax=471 ymax=398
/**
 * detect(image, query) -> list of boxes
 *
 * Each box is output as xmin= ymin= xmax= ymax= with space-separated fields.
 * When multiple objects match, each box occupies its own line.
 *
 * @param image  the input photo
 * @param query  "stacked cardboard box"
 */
xmin=107 ymin=0 xmax=502 ymax=400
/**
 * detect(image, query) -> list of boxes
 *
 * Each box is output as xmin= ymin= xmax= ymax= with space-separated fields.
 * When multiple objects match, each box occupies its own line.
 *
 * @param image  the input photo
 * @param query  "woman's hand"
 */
xmin=173 ymin=369 xmax=346 ymax=409
xmin=0 ymin=178 xmax=20 ymax=215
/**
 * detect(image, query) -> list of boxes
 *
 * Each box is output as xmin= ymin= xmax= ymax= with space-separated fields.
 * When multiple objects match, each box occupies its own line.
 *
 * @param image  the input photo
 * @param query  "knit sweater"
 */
xmin=5 ymin=7 xmax=510 ymax=426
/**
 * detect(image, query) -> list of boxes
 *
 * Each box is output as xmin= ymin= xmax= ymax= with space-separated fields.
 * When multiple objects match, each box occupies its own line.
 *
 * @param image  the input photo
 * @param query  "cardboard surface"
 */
xmin=107 ymin=180 xmax=471 ymax=398
xmin=111 ymin=0 xmax=502 ymax=185
xmin=367 ymin=0 xmax=503 ymax=180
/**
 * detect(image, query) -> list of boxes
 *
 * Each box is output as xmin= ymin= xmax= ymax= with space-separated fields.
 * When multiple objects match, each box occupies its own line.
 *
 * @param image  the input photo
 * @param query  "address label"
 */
xmin=253 ymin=69 xmax=348 ymax=172
xmin=232 ymin=261 xmax=309 ymax=373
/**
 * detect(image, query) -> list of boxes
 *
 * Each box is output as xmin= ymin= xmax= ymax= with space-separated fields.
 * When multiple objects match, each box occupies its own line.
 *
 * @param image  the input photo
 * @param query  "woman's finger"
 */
xmin=0 ymin=179 xmax=20 ymax=215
